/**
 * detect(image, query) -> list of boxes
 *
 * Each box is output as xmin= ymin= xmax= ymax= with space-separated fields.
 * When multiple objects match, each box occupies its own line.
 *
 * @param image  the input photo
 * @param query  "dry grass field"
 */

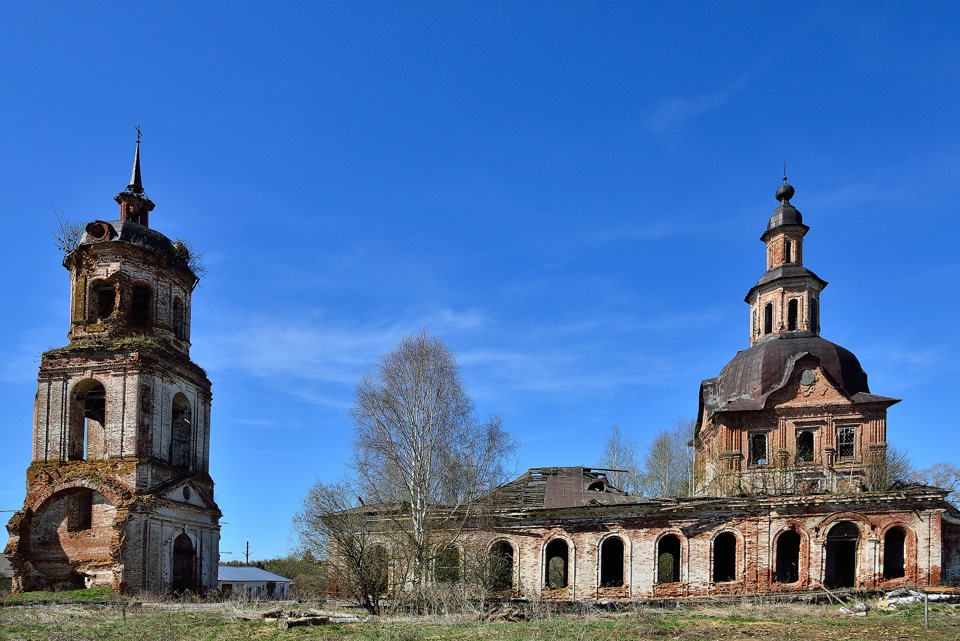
xmin=3 ymin=595 xmax=960 ymax=641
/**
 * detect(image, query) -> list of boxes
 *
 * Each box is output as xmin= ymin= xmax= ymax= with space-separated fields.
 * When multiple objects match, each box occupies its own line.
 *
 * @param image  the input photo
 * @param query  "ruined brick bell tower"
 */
xmin=4 ymin=136 xmax=221 ymax=594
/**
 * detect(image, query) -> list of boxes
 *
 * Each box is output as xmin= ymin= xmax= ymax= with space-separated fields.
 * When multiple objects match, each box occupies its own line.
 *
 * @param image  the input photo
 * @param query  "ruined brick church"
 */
xmin=465 ymin=179 xmax=960 ymax=600
xmin=4 ymin=139 xmax=220 ymax=594
xmin=5 ymin=140 xmax=959 ymax=599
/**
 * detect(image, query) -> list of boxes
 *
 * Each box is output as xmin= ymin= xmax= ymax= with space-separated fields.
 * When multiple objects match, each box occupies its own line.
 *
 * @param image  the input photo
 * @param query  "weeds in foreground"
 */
xmin=2 ymin=600 xmax=959 ymax=641
xmin=2 ymin=586 xmax=128 ymax=604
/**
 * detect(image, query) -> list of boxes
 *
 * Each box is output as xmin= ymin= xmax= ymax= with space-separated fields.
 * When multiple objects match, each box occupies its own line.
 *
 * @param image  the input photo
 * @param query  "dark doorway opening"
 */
xmin=171 ymin=533 xmax=196 ymax=594
xmin=796 ymin=431 xmax=814 ymax=463
xmin=600 ymin=537 xmax=624 ymax=587
xmin=825 ymin=521 xmax=859 ymax=589
xmin=545 ymin=539 xmax=568 ymax=589
xmin=884 ymin=527 xmax=906 ymax=580
xmin=657 ymin=535 xmax=681 ymax=584
xmin=131 ymin=285 xmax=151 ymax=328
xmin=713 ymin=532 xmax=737 ymax=583
xmin=775 ymin=530 xmax=801 ymax=583
xmin=170 ymin=393 xmax=192 ymax=469
xmin=787 ymin=299 xmax=799 ymax=331
xmin=94 ymin=283 xmax=115 ymax=321
xmin=434 ymin=545 xmax=460 ymax=583
xmin=490 ymin=541 xmax=514 ymax=591
xmin=72 ymin=382 xmax=106 ymax=461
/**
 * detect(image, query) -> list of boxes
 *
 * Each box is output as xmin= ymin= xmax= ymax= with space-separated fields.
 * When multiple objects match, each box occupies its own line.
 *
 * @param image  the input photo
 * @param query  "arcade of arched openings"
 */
xmin=459 ymin=465 xmax=949 ymax=601
xmin=445 ymin=180 xmax=960 ymax=602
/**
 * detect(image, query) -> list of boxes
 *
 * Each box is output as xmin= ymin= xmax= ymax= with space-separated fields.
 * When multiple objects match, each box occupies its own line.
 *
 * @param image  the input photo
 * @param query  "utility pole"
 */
xmin=245 ymin=541 xmax=250 ymax=566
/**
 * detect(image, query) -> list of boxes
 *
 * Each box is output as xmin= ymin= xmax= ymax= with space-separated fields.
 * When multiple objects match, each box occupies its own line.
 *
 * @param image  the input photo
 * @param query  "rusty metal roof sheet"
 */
xmin=491 ymin=467 xmax=641 ymax=511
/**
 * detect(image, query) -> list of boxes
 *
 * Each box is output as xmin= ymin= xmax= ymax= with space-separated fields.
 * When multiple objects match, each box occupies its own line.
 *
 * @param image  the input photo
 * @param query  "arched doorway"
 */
xmin=489 ymin=541 xmax=514 ymax=592
xmin=545 ymin=539 xmax=569 ymax=589
xmin=883 ymin=527 xmax=906 ymax=580
xmin=713 ymin=532 xmax=737 ymax=583
xmin=824 ymin=521 xmax=859 ymax=589
xmin=171 ymin=533 xmax=196 ymax=594
xmin=657 ymin=534 xmax=681 ymax=584
xmin=599 ymin=537 xmax=624 ymax=587
xmin=775 ymin=529 xmax=801 ymax=583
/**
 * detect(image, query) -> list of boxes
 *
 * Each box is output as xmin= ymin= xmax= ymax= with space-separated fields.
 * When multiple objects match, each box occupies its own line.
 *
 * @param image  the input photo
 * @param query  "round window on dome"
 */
xmin=798 ymin=369 xmax=816 ymax=386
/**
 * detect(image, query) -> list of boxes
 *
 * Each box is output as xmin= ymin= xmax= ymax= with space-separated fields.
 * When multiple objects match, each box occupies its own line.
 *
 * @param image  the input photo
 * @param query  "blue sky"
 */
xmin=2 ymin=2 xmax=959 ymax=561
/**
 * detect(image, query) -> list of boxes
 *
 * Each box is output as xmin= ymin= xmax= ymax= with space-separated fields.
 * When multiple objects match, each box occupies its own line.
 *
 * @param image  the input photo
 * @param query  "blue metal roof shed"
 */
xmin=218 ymin=565 xmax=292 ymax=599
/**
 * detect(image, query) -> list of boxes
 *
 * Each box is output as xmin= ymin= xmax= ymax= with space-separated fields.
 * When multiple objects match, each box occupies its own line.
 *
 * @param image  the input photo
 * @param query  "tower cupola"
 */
xmin=114 ymin=131 xmax=155 ymax=227
xmin=745 ymin=178 xmax=826 ymax=344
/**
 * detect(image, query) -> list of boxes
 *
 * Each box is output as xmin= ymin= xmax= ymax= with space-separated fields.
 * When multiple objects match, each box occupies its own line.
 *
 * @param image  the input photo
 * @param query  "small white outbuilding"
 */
xmin=217 ymin=565 xmax=292 ymax=599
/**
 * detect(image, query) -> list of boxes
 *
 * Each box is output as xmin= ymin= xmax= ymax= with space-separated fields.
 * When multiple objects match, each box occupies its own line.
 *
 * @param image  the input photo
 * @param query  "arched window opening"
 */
xmin=749 ymin=433 xmax=768 ymax=466
xmin=71 ymin=382 xmax=106 ymax=461
xmin=588 ymin=481 xmax=605 ymax=492
xmin=775 ymin=530 xmax=801 ymax=583
xmin=810 ymin=298 xmax=819 ymax=334
xmin=434 ymin=545 xmax=460 ymax=583
xmin=657 ymin=535 xmax=681 ymax=584
xmin=171 ymin=393 xmax=192 ymax=469
xmin=93 ymin=282 xmax=116 ymax=321
xmin=489 ymin=541 xmax=514 ymax=592
xmin=131 ymin=285 xmax=151 ymax=328
xmin=599 ymin=537 xmax=624 ymax=587
xmin=785 ymin=240 xmax=793 ymax=263
xmin=173 ymin=297 xmax=186 ymax=340
xmin=713 ymin=532 xmax=737 ymax=583
xmin=364 ymin=545 xmax=389 ymax=596
xmin=796 ymin=431 xmax=814 ymax=463
xmin=763 ymin=303 xmax=773 ymax=335
xmin=171 ymin=533 xmax=196 ymax=595
xmin=884 ymin=527 xmax=906 ymax=580
xmin=545 ymin=539 xmax=569 ymax=589
xmin=67 ymin=489 xmax=94 ymax=532
xmin=787 ymin=299 xmax=799 ymax=331
xmin=825 ymin=521 xmax=859 ymax=589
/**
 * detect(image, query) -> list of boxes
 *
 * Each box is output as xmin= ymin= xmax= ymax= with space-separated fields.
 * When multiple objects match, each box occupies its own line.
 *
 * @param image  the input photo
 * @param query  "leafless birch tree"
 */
xmin=599 ymin=424 xmax=641 ymax=494
xmin=351 ymin=331 xmax=516 ymax=594
xmin=638 ymin=417 xmax=695 ymax=498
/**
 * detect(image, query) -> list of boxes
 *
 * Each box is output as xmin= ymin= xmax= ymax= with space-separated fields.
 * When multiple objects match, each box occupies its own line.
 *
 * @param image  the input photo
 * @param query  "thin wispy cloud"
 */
xmin=195 ymin=301 xmax=708 ymax=410
xmin=645 ymin=72 xmax=755 ymax=145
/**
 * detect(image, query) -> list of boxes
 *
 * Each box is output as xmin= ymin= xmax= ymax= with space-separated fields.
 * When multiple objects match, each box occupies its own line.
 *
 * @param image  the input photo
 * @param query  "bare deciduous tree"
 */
xmin=863 ymin=444 xmax=915 ymax=491
xmin=599 ymin=424 xmax=641 ymax=494
xmin=53 ymin=209 xmax=85 ymax=256
xmin=915 ymin=461 xmax=960 ymax=506
xmin=293 ymin=477 xmax=392 ymax=613
xmin=638 ymin=417 xmax=695 ymax=498
xmin=351 ymin=331 xmax=516 ymax=594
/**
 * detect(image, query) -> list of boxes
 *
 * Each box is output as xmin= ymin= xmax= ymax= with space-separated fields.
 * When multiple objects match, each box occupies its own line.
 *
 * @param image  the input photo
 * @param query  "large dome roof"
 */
xmin=702 ymin=334 xmax=871 ymax=416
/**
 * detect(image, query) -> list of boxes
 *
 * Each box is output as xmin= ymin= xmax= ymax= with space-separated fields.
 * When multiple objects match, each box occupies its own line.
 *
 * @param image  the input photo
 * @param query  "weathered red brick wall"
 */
xmin=462 ymin=500 xmax=943 ymax=601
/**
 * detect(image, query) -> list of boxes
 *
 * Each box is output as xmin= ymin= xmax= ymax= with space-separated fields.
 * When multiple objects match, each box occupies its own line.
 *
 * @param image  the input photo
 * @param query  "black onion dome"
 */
xmin=704 ymin=334 xmax=870 ymax=414
xmin=764 ymin=180 xmax=807 ymax=236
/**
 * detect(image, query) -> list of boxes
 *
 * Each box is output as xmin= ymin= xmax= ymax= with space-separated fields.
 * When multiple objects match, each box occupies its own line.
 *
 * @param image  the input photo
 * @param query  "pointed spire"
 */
xmin=127 ymin=127 xmax=144 ymax=194
xmin=115 ymin=127 xmax=155 ymax=226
